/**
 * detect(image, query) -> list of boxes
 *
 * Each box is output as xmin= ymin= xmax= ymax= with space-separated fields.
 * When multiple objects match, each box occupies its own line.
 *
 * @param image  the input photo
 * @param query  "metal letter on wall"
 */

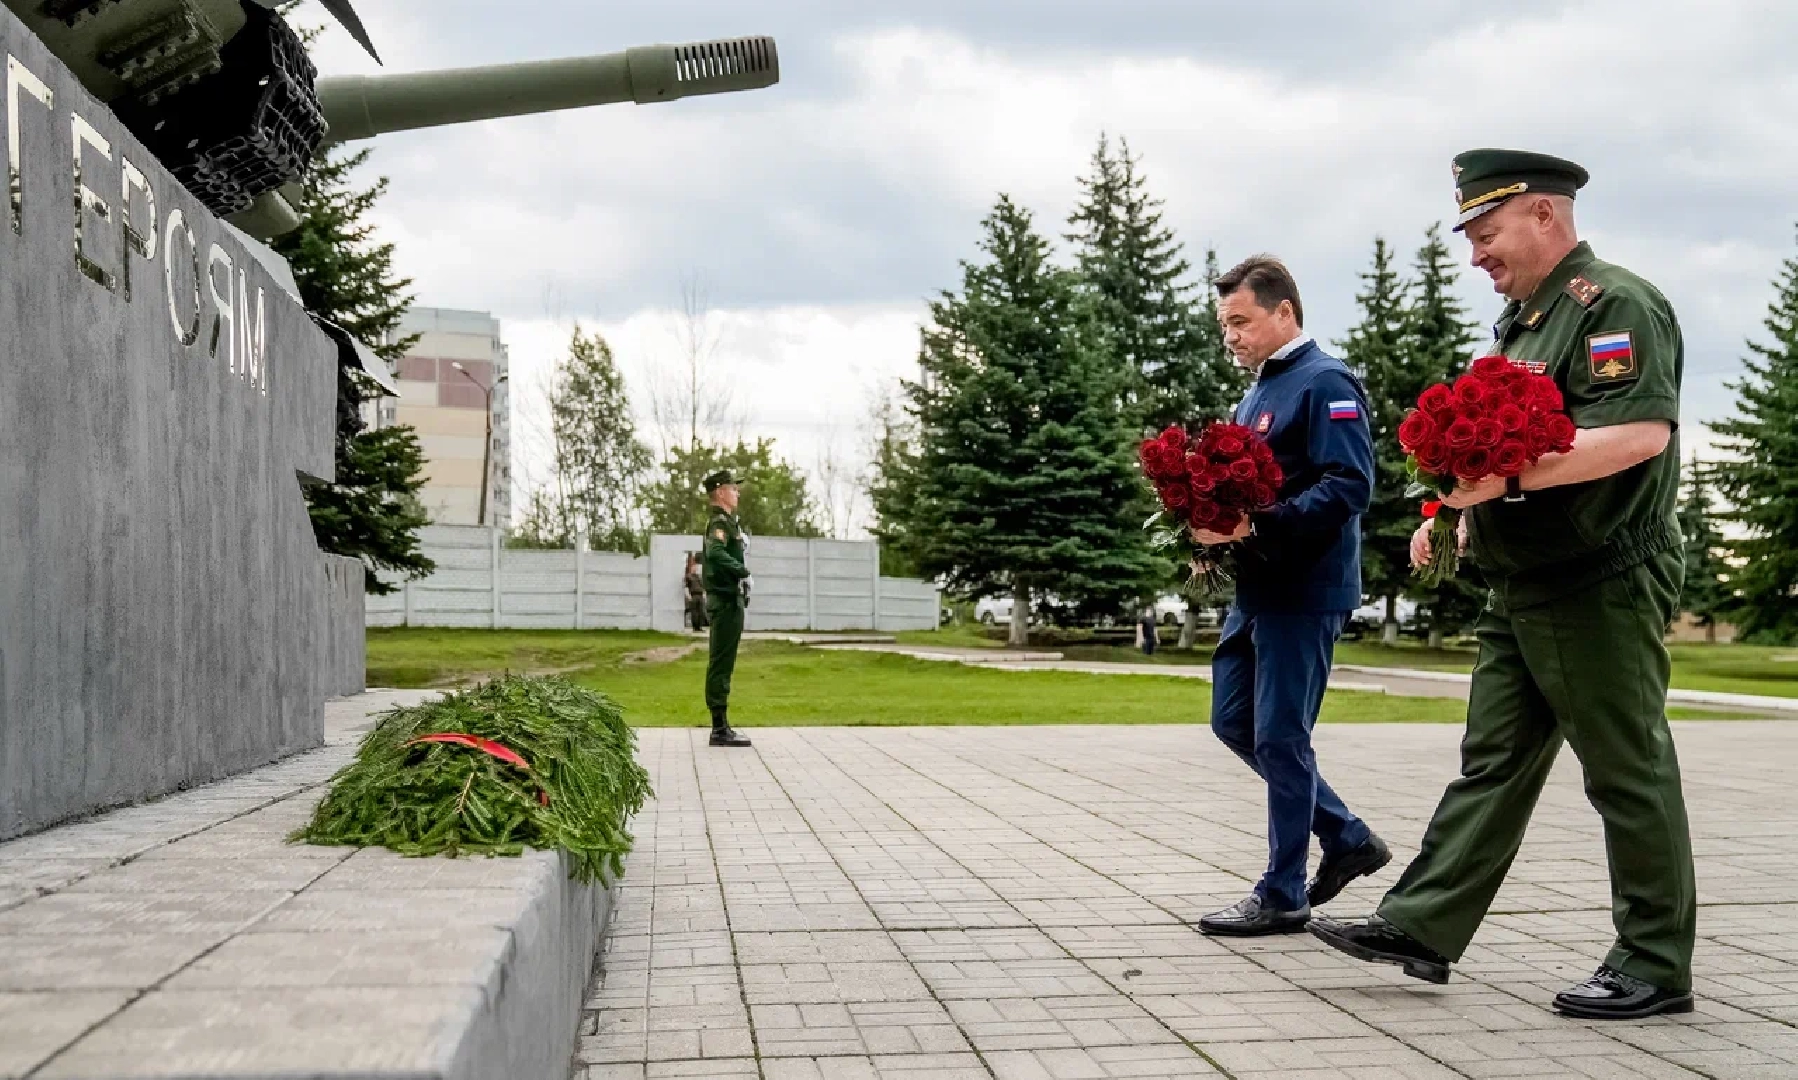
xmin=6 ymin=54 xmax=50 ymax=235
xmin=162 ymin=208 xmax=199 ymax=346
xmin=70 ymin=112 xmax=115 ymax=290
xmin=119 ymin=158 xmax=155 ymax=301
xmin=236 ymin=267 xmax=266 ymax=392
xmin=206 ymin=243 xmax=233 ymax=370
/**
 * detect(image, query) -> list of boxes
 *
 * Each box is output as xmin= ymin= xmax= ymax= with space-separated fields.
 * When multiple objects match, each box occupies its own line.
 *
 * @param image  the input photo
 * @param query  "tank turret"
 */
xmin=4 ymin=0 xmax=779 ymax=239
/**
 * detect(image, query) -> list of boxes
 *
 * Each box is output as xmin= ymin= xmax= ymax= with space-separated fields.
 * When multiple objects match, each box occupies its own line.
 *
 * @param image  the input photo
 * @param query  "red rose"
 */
xmin=1209 ymin=508 xmax=1244 ymax=534
xmin=1471 ymin=355 xmax=1512 ymax=379
xmin=1139 ymin=438 xmax=1160 ymax=466
xmin=1188 ymin=500 xmax=1220 ymax=529
xmin=1184 ymin=451 xmax=1208 ymax=477
xmin=1474 ymin=418 xmax=1504 ymax=448
xmin=1529 ymin=379 xmax=1564 ymax=411
xmin=1418 ymin=382 xmax=1456 ymax=416
xmin=1160 ymin=425 xmax=1188 ymax=452
xmin=1453 ymin=447 xmax=1493 ymax=481
xmin=1453 ymin=376 xmax=1490 ymax=409
xmin=1496 ymin=403 xmax=1528 ymax=434
xmin=1251 ymin=439 xmax=1275 ymax=464
xmin=1397 ymin=409 xmax=1438 ymax=452
xmin=1443 ymin=417 xmax=1478 ymax=451
xmin=1526 ymin=426 xmax=1552 ymax=456
xmin=1160 ymin=482 xmax=1190 ymax=509
xmin=1416 ymin=439 xmax=1451 ymax=475
xmin=1259 ymin=461 xmax=1284 ymax=487
xmin=1545 ymin=413 xmax=1577 ymax=452
xmin=1213 ymin=433 xmax=1247 ymax=459
xmin=1208 ymin=465 xmax=1233 ymax=487
xmin=1505 ymin=379 xmax=1532 ymax=404
xmin=1190 ymin=468 xmax=1217 ymax=495
xmin=1493 ymin=440 xmax=1530 ymax=477
xmin=1248 ymin=481 xmax=1276 ymax=508
xmin=1224 ymin=458 xmax=1255 ymax=482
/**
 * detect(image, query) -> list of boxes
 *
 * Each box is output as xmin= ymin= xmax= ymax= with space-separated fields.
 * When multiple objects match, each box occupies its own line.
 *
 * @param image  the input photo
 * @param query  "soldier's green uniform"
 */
xmin=1375 ymin=151 xmax=1695 ymax=1000
xmin=701 ymin=470 xmax=752 ymax=747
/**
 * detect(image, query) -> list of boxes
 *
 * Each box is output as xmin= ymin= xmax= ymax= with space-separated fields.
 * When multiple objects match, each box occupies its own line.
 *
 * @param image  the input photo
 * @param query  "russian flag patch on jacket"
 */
xmin=1328 ymin=399 xmax=1359 ymax=421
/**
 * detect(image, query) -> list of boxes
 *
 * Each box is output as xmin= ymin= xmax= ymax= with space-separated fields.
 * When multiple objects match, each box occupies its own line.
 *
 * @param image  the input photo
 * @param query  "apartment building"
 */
xmin=377 ymin=306 xmax=512 ymax=527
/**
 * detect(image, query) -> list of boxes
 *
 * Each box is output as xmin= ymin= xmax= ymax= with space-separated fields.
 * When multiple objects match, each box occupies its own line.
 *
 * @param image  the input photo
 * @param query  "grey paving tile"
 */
xmin=0 ymin=933 xmax=223 ymax=992
xmin=0 ymin=990 xmax=130 ymax=1078
xmin=35 ymin=987 xmax=481 ymax=1079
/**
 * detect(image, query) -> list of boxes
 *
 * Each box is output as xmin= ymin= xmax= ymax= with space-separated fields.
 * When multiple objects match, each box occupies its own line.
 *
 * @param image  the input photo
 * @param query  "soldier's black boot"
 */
xmin=1552 ymin=966 xmax=1693 ymax=1020
xmin=709 ymin=708 xmax=751 ymax=748
xmin=1308 ymin=914 xmax=1452 ymax=984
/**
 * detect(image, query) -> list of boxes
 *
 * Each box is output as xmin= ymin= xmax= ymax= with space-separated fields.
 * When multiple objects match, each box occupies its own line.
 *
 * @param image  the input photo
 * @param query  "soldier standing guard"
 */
xmin=1311 ymin=150 xmax=1697 ymax=1021
xmin=701 ymin=470 xmax=753 ymax=748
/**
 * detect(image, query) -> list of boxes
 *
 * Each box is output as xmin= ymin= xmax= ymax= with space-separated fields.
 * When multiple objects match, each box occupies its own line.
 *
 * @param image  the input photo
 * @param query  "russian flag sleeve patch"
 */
xmin=1587 ymin=330 xmax=1637 ymax=382
xmin=1328 ymin=399 xmax=1359 ymax=421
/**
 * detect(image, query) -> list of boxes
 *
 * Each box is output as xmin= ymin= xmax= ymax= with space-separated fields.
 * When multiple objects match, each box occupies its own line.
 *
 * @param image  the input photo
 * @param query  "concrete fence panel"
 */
xmin=380 ymin=526 xmax=939 ymax=633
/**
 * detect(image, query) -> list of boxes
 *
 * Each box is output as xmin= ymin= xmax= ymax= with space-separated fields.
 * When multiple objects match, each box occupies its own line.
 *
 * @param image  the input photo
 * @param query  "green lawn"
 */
xmin=367 ymin=629 xmax=1786 ymax=727
xmin=367 ymin=629 xmax=1464 ymax=726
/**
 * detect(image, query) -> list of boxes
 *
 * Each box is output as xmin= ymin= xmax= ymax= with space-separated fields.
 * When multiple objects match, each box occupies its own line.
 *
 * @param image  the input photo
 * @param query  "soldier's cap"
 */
xmin=703 ymin=469 xmax=737 ymax=493
xmin=1451 ymin=148 xmax=1589 ymax=231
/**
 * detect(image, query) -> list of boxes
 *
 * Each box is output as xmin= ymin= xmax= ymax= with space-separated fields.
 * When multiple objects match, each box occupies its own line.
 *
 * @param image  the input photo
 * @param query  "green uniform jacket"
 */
xmin=702 ymin=511 xmax=749 ymax=599
xmin=1465 ymin=241 xmax=1684 ymax=608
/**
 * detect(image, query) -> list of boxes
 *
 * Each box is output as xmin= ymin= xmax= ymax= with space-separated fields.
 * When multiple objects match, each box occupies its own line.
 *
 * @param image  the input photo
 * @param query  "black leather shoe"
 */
xmin=709 ymin=726 xmax=752 ymax=747
xmin=1197 ymin=894 xmax=1311 ymax=936
xmin=1552 ymin=965 xmax=1694 ymax=1020
xmin=1308 ymin=834 xmax=1392 ymax=907
xmin=1308 ymin=914 xmax=1451 ymax=983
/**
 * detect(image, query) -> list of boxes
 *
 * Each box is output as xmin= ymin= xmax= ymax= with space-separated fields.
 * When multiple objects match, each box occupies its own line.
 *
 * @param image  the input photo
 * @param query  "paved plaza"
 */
xmin=579 ymin=722 xmax=1798 ymax=1079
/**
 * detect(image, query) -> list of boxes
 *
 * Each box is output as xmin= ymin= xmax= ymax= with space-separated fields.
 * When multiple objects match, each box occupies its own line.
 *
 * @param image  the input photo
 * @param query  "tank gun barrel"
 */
xmin=317 ymin=36 xmax=778 ymax=144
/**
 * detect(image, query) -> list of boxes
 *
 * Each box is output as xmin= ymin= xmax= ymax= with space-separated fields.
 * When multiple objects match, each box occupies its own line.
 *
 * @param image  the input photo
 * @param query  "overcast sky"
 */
xmin=306 ymin=0 xmax=1798 ymax=535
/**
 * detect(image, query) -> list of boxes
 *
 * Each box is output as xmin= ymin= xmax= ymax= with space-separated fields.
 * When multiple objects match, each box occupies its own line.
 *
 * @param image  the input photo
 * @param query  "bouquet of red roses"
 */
xmin=1139 ymin=422 xmax=1283 ymax=599
xmin=1398 ymin=355 xmax=1577 ymax=585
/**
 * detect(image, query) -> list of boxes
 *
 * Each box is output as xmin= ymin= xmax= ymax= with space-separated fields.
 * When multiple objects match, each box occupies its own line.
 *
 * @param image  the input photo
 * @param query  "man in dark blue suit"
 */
xmin=1193 ymin=256 xmax=1392 ymax=936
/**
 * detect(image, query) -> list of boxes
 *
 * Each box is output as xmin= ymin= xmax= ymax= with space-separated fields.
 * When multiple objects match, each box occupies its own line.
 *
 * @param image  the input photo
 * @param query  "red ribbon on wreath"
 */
xmin=406 ymin=733 xmax=550 ymax=806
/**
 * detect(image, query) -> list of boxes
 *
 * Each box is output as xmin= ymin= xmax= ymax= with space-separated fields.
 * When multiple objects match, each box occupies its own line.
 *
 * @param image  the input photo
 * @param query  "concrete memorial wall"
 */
xmin=0 ymin=6 xmax=338 ymax=839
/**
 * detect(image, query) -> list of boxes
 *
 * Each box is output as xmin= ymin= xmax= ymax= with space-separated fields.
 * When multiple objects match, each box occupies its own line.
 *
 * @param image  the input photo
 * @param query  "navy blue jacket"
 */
xmin=1230 ymin=340 xmax=1374 ymax=613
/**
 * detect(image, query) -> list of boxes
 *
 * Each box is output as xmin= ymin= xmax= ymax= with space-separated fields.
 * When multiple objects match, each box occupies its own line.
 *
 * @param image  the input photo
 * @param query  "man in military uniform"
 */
xmin=1311 ymin=150 xmax=1695 ymax=1021
xmin=701 ymin=470 xmax=752 ymax=748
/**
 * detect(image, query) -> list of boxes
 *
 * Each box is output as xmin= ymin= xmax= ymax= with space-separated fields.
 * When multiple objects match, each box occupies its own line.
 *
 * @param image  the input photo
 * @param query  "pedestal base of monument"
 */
xmin=0 ymin=691 xmax=615 ymax=1080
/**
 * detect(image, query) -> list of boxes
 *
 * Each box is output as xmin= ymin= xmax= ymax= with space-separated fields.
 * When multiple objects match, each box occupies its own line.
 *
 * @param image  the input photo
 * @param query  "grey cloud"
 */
xmin=307 ymin=0 xmax=1798 ymax=434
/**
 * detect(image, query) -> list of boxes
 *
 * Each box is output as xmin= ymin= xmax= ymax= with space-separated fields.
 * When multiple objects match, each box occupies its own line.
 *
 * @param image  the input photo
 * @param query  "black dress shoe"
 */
xmin=709 ymin=726 xmax=752 ymax=747
xmin=1198 ymin=894 xmax=1311 ymax=936
xmin=1552 ymin=965 xmax=1694 ymax=1020
xmin=1308 ymin=914 xmax=1451 ymax=984
xmin=1308 ymin=834 xmax=1392 ymax=907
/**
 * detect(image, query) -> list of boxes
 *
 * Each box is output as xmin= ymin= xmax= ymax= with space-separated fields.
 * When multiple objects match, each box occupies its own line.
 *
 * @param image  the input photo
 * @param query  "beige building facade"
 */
xmin=378 ymin=307 xmax=512 ymax=527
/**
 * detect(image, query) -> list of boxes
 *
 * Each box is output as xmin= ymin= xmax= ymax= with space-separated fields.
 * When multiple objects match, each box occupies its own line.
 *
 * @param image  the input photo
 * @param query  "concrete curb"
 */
xmin=444 ymin=854 xmax=616 ymax=1080
xmin=0 ymin=691 xmax=620 ymax=1080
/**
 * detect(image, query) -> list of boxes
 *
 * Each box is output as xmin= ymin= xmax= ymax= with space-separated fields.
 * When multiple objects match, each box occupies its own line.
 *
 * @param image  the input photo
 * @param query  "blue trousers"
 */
xmin=1210 ymin=607 xmax=1371 ymax=910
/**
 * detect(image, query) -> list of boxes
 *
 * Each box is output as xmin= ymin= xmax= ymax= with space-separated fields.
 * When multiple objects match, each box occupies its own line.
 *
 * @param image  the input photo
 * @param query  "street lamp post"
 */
xmin=451 ymin=362 xmax=508 ymax=526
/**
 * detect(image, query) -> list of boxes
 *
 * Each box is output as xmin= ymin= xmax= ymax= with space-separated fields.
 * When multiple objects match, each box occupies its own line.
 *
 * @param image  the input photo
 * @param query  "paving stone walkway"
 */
xmin=577 ymin=722 xmax=1798 ymax=1079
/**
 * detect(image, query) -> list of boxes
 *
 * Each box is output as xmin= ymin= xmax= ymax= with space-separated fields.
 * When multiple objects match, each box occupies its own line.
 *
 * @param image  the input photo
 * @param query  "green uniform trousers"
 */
xmin=1378 ymin=547 xmax=1696 ymax=991
xmin=705 ymin=594 xmax=744 ymax=715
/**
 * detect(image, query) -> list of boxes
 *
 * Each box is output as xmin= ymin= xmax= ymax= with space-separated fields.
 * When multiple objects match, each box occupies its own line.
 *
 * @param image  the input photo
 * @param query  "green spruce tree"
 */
xmin=883 ymin=194 xmax=1165 ymax=645
xmin=1711 ymin=231 xmax=1798 ymax=641
xmin=1678 ymin=457 xmax=1732 ymax=642
xmin=641 ymin=439 xmax=821 ymax=538
xmin=1067 ymin=135 xmax=1243 ymax=430
xmin=1337 ymin=236 xmax=1412 ymax=641
xmin=1401 ymin=226 xmax=1485 ymax=646
xmin=273 ymin=145 xmax=433 ymax=594
xmin=550 ymin=325 xmax=652 ymax=552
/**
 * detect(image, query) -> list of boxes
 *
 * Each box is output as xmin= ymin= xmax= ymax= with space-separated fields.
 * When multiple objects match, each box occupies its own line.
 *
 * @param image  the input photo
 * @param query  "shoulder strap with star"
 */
xmin=1565 ymin=274 xmax=1605 ymax=308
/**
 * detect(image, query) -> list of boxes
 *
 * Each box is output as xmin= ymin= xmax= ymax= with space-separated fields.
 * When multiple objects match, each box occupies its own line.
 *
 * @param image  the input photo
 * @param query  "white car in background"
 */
xmin=1153 ymin=594 xmax=1188 ymax=626
xmin=975 ymin=596 xmax=1021 ymax=626
xmin=1353 ymin=597 xmax=1420 ymax=631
